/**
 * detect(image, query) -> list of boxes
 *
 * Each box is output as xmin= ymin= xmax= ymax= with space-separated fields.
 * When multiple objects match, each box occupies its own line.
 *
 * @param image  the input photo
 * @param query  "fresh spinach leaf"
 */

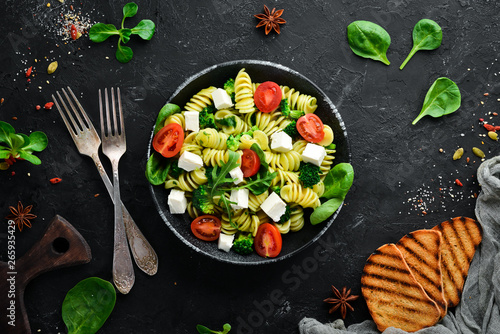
xmin=322 ymin=163 xmax=354 ymax=200
xmin=310 ymin=163 xmax=354 ymax=225
xmin=215 ymin=116 xmax=237 ymax=128
xmin=310 ymin=197 xmax=344 ymax=226
xmin=62 ymin=277 xmax=116 ymax=334
xmin=400 ymin=19 xmax=442 ymax=70
xmin=250 ymin=143 xmax=268 ymax=169
xmin=19 ymin=151 xmax=41 ymax=165
xmin=412 ymin=77 xmax=461 ymax=125
xmin=131 ymin=20 xmax=156 ymax=40
xmin=23 ymin=131 xmax=48 ymax=152
xmin=89 ymin=23 xmax=119 ymax=43
xmin=116 ymin=41 xmax=133 ymax=63
xmin=196 ymin=323 xmax=232 ymax=334
xmin=0 ymin=121 xmax=15 ymax=144
xmin=347 ymin=20 xmax=391 ymax=65
xmin=122 ymin=2 xmax=138 ymax=21
xmin=145 ymin=152 xmax=171 ymax=185
xmin=154 ymin=104 xmax=181 ymax=134
xmin=89 ymin=2 xmax=155 ymax=63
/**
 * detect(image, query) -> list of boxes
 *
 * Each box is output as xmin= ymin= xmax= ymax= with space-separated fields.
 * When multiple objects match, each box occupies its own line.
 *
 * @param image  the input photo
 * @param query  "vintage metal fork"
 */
xmin=99 ymin=87 xmax=134 ymax=294
xmin=52 ymin=87 xmax=158 ymax=277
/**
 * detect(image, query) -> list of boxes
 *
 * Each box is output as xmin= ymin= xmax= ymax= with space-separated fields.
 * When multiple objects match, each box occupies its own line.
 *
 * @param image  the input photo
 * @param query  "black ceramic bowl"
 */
xmin=148 ymin=60 xmax=350 ymax=265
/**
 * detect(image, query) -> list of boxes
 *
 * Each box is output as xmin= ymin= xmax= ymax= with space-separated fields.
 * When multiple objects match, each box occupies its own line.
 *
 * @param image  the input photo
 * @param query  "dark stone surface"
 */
xmin=0 ymin=0 xmax=498 ymax=333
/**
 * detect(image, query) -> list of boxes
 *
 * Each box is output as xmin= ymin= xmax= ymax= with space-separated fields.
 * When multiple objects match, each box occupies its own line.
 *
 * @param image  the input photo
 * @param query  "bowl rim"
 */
xmin=147 ymin=59 xmax=350 ymax=265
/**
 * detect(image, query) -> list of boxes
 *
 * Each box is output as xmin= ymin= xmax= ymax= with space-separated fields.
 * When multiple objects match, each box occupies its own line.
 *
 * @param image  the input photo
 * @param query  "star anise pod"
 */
xmin=254 ymin=5 xmax=286 ymax=35
xmin=5 ymin=201 xmax=37 ymax=232
xmin=324 ymin=285 xmax=359 ymax=319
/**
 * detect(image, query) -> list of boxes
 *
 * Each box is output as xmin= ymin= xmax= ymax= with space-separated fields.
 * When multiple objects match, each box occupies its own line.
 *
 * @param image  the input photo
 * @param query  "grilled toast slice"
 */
xmin=361 ymin=243 xmax=441 ymax=332
xmin=432 ymin=217 xmax=482 ymax=307
xmin=396 ymin=229 xmax=447 ymax=319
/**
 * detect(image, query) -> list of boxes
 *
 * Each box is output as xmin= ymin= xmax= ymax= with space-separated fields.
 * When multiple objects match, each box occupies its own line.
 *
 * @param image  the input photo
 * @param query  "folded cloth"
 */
xmin=299 ymin=156 xmax=500 ymax=334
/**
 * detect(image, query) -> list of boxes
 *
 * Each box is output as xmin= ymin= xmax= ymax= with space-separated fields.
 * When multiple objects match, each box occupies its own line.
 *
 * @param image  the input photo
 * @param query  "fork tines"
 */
xmin=52 ymin=87 xmax=96 ymax=137
xmin=99 ymin=88 xmax=125 ymax=139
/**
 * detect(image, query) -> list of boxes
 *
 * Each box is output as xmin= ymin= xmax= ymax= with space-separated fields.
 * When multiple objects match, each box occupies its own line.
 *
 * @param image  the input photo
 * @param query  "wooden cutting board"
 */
xmin=0 ymin=215 xmax=92 ymax=334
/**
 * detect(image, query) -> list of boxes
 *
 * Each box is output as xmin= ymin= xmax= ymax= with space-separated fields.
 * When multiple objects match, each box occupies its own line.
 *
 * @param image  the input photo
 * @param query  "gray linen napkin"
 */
xmin=299 ymin=156 xmax=500 ymax=334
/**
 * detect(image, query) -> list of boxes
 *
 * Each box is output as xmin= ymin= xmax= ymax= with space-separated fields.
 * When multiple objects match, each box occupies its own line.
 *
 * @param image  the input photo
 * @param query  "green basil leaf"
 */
xmin=154 ymin=104 xmax=181 ymax=134
xmin=412 ymin=77 xmax=461 ymax=125
xmin=23 ymin=131 xmax=48 ymax=152
xmin=145 ymin=153 xmax=171 ymax=185
xmin=131 ymin=19 xmax=156 ymax=40
xmin=322 ymin=163 xmax=354 ymax=200
xmin=222 ymin=324 xmax=232 ymax=333
xmin=347 ymin=20 xmax=391 ymax=65
xmin=89 ymin=23 xmax=119 ymax=43
xmin=18 ymin=151 xmax=41 ymax=165
xmin=215 ymin=116 xmax=237 ymax=128
xmin=310 ymin=197 xmax=344 ymax=225
xmin=400 ymin=19 xmax=442 ymax=70
xmin=250 ymin=143 xmax=268 ymax=169
xmin=122 ymin=2 xmax=138 ymax=19
xmin=0 ymin=121 xmax=15 ymax=146
xmin=62 ymin=277 xmax=116 ymax=334
xmin=119 ymin=28 xmax=132 ymax=43
xmin=196 ymin=325 xmax=214 ymax=334
xmin=116 ymin=42 xmax=133 ymax=63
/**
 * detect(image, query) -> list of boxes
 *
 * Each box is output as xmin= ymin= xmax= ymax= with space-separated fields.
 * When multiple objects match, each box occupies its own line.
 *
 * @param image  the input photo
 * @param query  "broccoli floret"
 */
xmin=325 ymin=143 xmax=336 ymax=150
xmin=205 ymin=167 xmax=214 ymax=187
xmin=226 ymin=135 xmax=240 ymax=151
xmin=279 ymin=205 xmax=291 ymax=224
xmin=271 ymin=185 xmax=281 ymax=196
xmin=199 ymin=106 xmax=218 ymax=129
xmin=282 ymin=121 xmax=299 ymax=138
xmin=233 ymin=233 xmax=254 ymax=255
xmin=280 ymin=99 xmax=291 ymax=117
xmin=224 ymin=78 xmax=235 ymax=103
xmin=290 ymin=110 xmax=305 ymax=119
xmin=170 ymin=160 xmax=183 ymax=178
xmin=299 ymin=162 xmax=321 ymax=188
xmin=193 ymin=185 xmax=215 ymax=214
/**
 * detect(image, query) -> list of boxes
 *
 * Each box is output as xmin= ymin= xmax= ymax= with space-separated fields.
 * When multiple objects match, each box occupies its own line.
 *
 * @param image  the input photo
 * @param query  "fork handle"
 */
xmin=110 ymin=161 xmax=135 ymax=294
xmin=92 ymin=154 xmax=158 ymax=275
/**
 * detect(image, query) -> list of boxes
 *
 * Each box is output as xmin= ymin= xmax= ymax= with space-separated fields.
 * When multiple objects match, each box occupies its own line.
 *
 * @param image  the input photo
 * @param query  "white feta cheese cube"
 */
xmin=301 ymin=143 xmax=326 ymax=166
xmin=260 ymin=192 xmax=286 ymax=222
xmin=218 ymin=233 xmax=235 ymax=252
xmin=167 ymin=189 xmax=187 ymax=214
xmin=211 ymin=88 xmax=234 ymax=110
xmin=229 ymin=167 xmax=244 ymax=185
xmin=178 ymin=151 xmax=203 ymax=172
xmin=230 ymin=188 xmax=249 ymax=210
xmin=184 ymin=111 xmax=200 ymax=132
xmin=270 ymin=131 xmax=293 ymax=153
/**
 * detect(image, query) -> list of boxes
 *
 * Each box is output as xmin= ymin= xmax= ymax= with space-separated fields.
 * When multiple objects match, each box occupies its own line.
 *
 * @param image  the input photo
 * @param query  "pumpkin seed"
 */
xmin=47 ymin=61 xmax=58 ymax=74
xmin=453 ymin=148 xmax=464 ymax=160
xmin=488 ymin=131 xmax=498 ymax=141
xmin=472 ymin=147 xmax=485 ymax=158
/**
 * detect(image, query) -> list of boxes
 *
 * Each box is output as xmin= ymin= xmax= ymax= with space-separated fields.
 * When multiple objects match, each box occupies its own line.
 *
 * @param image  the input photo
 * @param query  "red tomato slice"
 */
xmin=254 ymin=81 xmax=282 ymax=113
xmin=296 ymin=114 xmax=325 ymax=143
xmin=153 ymin=123 xmax=184 ymax=158
xmin=241 ymin=149 xmax=260 ymax=177
xmin=254 ymin=223 xmax=282 ymax=258
xmin=191 ymin=215 xmax=221 ymax=241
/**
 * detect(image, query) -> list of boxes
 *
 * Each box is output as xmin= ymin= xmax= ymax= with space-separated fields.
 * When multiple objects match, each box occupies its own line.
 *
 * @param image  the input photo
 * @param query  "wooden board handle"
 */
xmin=0 ymin=215 xmax=92 ymax=334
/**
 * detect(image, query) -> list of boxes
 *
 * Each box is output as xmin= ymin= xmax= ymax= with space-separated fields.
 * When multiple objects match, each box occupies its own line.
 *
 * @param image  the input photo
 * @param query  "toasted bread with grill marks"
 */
xmin=396 ymin=229 xmax=447 ymax=319
xmin=361 ymin=243 xmax=441 ymax=332
xmin=432 ymin=217 xmax=482 ymax=307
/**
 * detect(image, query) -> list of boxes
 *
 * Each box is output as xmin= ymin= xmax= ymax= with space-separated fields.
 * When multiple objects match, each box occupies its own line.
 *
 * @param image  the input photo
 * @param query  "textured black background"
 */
xmin=0 ymin=0 xmax=499 ymax=333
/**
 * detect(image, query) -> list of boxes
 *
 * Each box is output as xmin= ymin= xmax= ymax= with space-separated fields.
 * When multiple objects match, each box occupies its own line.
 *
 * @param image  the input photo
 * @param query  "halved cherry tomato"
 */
xmin=241 ymin=149 xmax=260 ymax=177
xmin=254 ymin=223 xmax=282 ymax=258
xmin=153 ymin=123 xmax=184 ymax=158
xmin=191 ymin=215 xmax=221 ymax=241
xmin=296 ymin=114 xmax=325 ymax=143
xmin=254 ymin=81 xmax=282 ymax=113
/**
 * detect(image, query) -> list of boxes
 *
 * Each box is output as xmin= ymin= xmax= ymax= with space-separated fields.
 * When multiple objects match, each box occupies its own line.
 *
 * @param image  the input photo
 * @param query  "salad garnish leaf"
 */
xmin=0 ymin=121 xmax=48 ymax=167
xmin=154 ymin=103 xmax=181 ymax=134
xmin=89 ymin=2 xmax=155 ymax=63
xmin=196 ymin=323 xmax=232 ymax=334
xmin=347 ymin=20 xmax=391 ymax=65
xmin=400 ymin=19 xmax=442 ymax=70
xmin=412 ymin=77 xmax=461 ymax=125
